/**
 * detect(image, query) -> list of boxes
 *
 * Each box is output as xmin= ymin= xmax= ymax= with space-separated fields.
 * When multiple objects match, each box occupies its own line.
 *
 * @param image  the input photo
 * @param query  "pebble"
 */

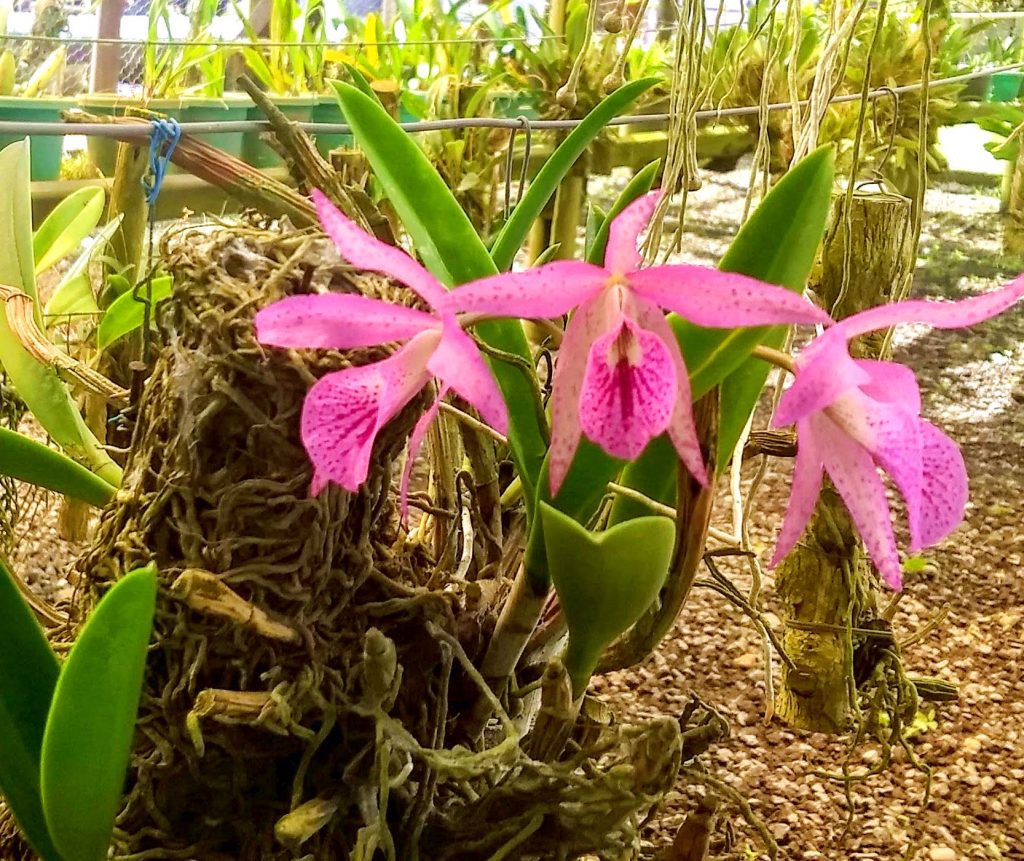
xmin=928 ymin=848 xmax=958 ymax=861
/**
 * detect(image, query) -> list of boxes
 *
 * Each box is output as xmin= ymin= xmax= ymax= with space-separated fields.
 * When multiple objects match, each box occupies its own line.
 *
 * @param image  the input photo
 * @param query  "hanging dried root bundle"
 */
xmin=35 ymin=220 xmax=693 ymax=861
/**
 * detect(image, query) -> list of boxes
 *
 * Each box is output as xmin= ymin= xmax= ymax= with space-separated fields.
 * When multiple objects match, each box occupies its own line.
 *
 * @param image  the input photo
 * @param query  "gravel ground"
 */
xmin=593 ymin=166 xmax=1024 ymax=861
xmin=9 ymin=164 xmax=1024 ymax=861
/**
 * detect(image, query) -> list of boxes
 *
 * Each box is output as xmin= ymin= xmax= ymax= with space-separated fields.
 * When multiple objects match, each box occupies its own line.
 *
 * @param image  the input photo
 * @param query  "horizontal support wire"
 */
xmin=0 ymin=62 xmax=1018 ymax=140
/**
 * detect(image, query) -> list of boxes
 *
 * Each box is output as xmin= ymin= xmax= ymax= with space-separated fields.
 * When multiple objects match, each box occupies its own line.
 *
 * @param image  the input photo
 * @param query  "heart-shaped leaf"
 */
xmin=540 ymin=503 xmax=674 ymax=696
xmin=41 ymin=565 xmax=157 ymax=861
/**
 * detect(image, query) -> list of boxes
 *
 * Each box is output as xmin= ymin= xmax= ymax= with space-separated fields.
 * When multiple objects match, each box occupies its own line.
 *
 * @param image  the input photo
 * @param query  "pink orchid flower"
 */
xmin=449 ymin=191 xmax=832 ymax=494
xmin=255 ymin=189 xmax=507 ymax=508
xmin=770 ymin=275 xmax=1024 ymax=589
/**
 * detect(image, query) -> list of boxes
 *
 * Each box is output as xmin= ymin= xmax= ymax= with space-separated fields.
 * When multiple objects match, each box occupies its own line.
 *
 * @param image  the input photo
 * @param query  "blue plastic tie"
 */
xmin=143 ymin=118 xmax=182 ymax=205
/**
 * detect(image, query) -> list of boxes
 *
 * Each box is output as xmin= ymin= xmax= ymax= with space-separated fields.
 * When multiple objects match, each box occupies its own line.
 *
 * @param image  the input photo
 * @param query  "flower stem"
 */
xmin=751 ymin=344 xmax=796 ymax=374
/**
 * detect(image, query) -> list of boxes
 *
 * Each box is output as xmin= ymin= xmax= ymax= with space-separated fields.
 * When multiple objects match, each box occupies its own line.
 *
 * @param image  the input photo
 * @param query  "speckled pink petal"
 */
xmin=913 ymin=420 xmax=968 ymax=550
xmin=604 ymin=191 xmax=662 ymax=274
xmin=774 ymin=335 xmax=871 ymax=428
xmin=631 ymin=297 xmax=708 ymax=485
xmin=827 ymin=391 xmax=923 ymax=547
xmin=443 ymin=262 xmax=607 ymax=319
xmin=578 ymin=315 xmax=677 ymax=461
xmin=427 ymin=317 xmax=508 ymax=434
xmin=399 ymin=388 xmax=445 ymax=521
xmin=300 ymin=333 xmax=437 ymax=494
xmin=629 ymin=265 xmax=831 ymax=328
xmin=255 ymin=294 xmax=437 ymax=350
xmin=311 ymin=188 xmax=447 ymax=308
xmin=548 ymin=294 xmax=617 ymax=496
xmin=770 ymin=417 xmax=824 ymax=567
xmin=833 ymin=274 xmax=1024 ymax=341
xmin=813 ymin=412 xmax=904 ymax=590
xmin=855 ymin=359 xmax=922 ymax=415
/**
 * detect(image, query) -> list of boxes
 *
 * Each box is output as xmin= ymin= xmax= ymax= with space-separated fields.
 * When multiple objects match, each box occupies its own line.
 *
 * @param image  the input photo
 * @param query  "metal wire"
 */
xmin=0 ymin=61 xmax=1018 ymax=140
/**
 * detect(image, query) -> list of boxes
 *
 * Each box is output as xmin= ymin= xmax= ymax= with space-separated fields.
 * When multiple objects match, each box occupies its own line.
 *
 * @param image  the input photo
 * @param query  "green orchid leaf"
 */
xmin=33 ymin=187 xmax=105 ymax=277
xmin=342 ymin=63 xmax=376 ymax=100
xmin=41 ymin=565 xmax=157 ymax=861
xmin=0 ymin=428 xmax=115 ymax=507
xmin=96 ymin=276 xmax=173 ymax=352
xmin=489 ymin=77 xmax=660 ymax=272
xmin=0 ymin=559 xmax=63 ymax=861
xmin=610 ymin=146 xmax=834 ymax=522
xmin=540 ymin=504 xmax=674 ymax=696
xmin=44 ymin=216 xmax=124 ymax=321
xmin=586 ymin=158 xmax=661 ymax=265
xmin=331 ymin=80 xmax=547 ymax=497
xmin=0 ymin=141 xmax=120 ymax=485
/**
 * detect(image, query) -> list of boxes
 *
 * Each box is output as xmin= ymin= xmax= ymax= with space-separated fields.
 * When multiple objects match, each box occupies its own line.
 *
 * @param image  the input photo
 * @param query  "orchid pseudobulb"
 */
xmin=255 ymin=190 xmax=507 ymax=511
xmin=770 ymin=276 xmax=1024 ymax=589
xmin=448 ymin=191 xmax=832 ymax=494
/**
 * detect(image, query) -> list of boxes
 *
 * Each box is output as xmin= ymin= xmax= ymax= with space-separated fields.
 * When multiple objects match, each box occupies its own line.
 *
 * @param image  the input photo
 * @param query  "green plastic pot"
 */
xmin=0 ymin=97 xmax=73 ymax=181
xmin=310 ymin=95 xmax=352 ymax=157
xmin=76 ymin=95 xmax=249 ymax=176
xmin=242 ymin=94 xmax=316 ymax=169
xmin=988 ymin=72 xmax=1024 ymax=103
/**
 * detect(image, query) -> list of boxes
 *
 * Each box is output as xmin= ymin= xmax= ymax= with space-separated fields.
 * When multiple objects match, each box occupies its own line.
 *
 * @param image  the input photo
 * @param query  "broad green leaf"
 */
xmin=0 ymin=142 xmax=120 ymax=485
xmin=540 ymin=504 xmax=674 ymax=696
xmin=331 ymin=80 xmax=548 ymax=496
xmin=489 ymin=77 xmax=660 ymax=272
xmin=0 ymin=428 xmax=115 ymax=507
xmin=41 ymin=565 xmax=157 ymax=861
xmin=96 ymin=276 xmax=173 ymax=351
xmin=331 ymin=80 xmax=496 ymax=286
xmin=44 ymin=216 xmax=124 ymax=321
xmin=33 ymin=188 xmax=105 ymax=276
xmin=610 ymin=146 xmax=834 ymax=522
xmin=586 ymin=158 xmax=660 ymax=265
xmin=0 ymin=559 xmax=62 ymax=861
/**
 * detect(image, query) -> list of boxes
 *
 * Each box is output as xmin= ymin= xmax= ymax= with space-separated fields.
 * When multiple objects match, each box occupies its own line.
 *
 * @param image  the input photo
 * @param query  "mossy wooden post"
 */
xmin=1004 ymin=141 xmax=1024 ymax=257
xmin=776 ymin=189 xmax=913 ymax=733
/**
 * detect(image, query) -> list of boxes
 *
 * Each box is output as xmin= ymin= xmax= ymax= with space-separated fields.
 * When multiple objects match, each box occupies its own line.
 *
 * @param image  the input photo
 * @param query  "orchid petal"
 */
xmin=444 ymin=261 xmax=607 ymax=319
xmin=605 ymin=190 xmax=661 ymax=274
xmin=774 ymin=336 xmax=871 ymax=427
xmin=549 ymin=294 xmax=616 ymax=495
xmin=578 ymin=315 xmax=677 ymax=461
xmin=311 ymin=188 xmax=447 ymax=308
xmin=399 ymin=388 xmax=445 ymax=522
xmin=427 ymin=318 xmax=508 ymax=435
xmin=631 ymin=297 xmax=708 ymax=485
xmin=913 ymin=420 xmax=968 ymax=550
xmin=629 ymin=265 xmax=832 ymax=328
xmin=300 ymin=333 xmax=436 ymax=494
xmin=855 ymin=359 xmax=922 ymax=415
xmin=255 ymin=294 xmax=437 ymax=350
xmin=813 ymin=413 xmax=904 ymax=590
xmin=832 ymin=275 xmax=1024 ymax=341
xmin=770 ymin=417 xmax=825 ymax=567
xmin=828 ymin=392 xmax=923 ymax=547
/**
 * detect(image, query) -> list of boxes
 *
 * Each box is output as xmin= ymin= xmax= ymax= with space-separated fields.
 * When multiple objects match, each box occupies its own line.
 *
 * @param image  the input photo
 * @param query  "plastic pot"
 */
xmin=988 ymin=72 xmax=1024 ymax=103
xmin=0 ymin=96 xmax=73 ymax=181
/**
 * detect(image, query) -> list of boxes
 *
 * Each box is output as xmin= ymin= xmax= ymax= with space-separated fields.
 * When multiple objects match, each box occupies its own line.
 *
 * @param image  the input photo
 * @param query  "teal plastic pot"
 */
xmin=77 ymin=95 xmax=249 ymax=176
xmin=310 ymin=95 xmax=352 ymax=157
xmin=988 ymin=72 xmax=1024 ymax=103
xmin=0 ymin=97 xmax=73 ymax=181
xmin=242 ymin=95 xmax=316 ymax=169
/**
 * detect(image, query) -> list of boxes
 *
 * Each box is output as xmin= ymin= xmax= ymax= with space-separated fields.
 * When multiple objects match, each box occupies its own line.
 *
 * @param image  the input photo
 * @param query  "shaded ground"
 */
xmin=593 ymin=167 xmax=1024 ymax=861
xmin=9 ymin=166 xmax=1024 ymax=861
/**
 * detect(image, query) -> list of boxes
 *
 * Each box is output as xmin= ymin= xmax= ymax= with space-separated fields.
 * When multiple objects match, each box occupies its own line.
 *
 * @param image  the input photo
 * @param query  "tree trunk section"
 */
xmin=775 ymin=189 xmax=913 ymax=733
